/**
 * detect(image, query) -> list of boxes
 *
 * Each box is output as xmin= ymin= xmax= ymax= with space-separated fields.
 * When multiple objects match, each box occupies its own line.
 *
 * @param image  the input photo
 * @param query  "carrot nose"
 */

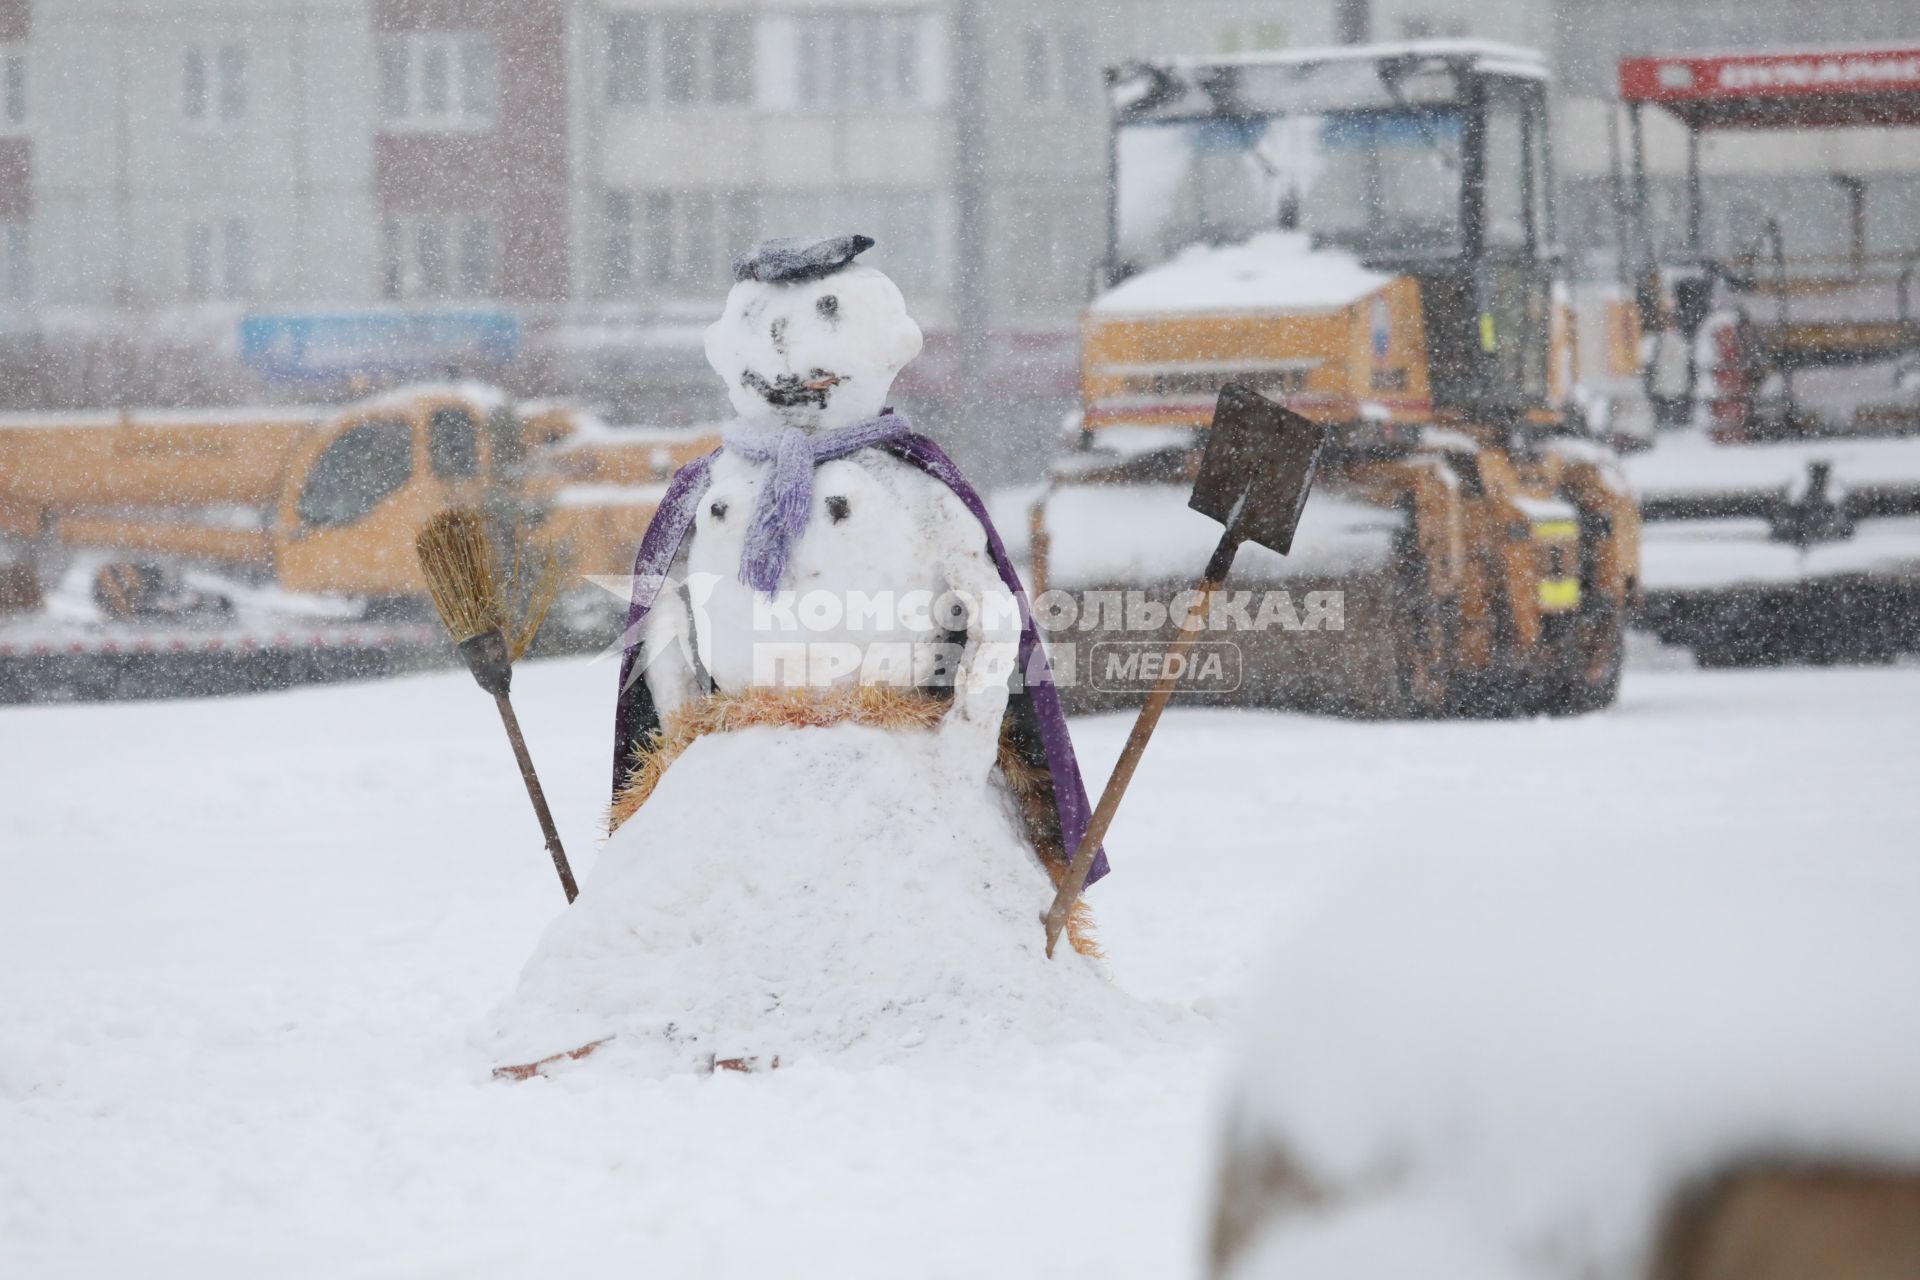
xmin=801 ymin=374 xmax=841 ymax=391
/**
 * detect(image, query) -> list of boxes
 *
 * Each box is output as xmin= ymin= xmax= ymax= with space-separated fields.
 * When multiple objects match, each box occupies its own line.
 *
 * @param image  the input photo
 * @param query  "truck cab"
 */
xmin=275 ymin=386 xmax=519 ymax=599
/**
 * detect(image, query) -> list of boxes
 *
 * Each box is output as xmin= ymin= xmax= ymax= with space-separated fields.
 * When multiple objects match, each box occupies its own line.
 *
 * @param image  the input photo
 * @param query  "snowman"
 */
xmin=481 ymin=236 xmax=1134 ymax=1078
xmin=610 ymin=233 xmax=1109 ymax=907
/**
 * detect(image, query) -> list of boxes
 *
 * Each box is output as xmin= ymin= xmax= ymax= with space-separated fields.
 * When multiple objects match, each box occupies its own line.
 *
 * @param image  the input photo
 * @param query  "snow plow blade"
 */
xmin=1626 ymin=434 xmax=1920 ymax=665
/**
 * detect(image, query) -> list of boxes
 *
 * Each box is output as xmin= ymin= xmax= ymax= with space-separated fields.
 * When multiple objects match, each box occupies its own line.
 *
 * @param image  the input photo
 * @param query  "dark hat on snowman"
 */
xmin=732 ymin=233 xmax=875 ymax=284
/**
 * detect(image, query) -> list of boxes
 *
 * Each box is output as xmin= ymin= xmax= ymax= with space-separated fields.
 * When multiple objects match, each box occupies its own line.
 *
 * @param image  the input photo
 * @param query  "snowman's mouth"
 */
xmin=743 ymin=369 xmax=843 ymax=410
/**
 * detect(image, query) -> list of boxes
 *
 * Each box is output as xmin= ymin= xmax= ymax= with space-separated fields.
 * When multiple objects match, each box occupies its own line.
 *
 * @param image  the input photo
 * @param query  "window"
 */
xmin=428 ymin=407 xmax=480 ymax=478
xmin=218 ymin=45 xmax=247 ymax=119
xmin=457 ymin=219 xmax=491 ymax=296
xmin=485 ymin=405 xmax=524 ymax=468
xmin=710 ymin=19 xmax=752 ymax=103
xmin=605 ymin=191 xmax=635 ymax=287
xmin=761 ymin=187 xmax=939 ymax=298
xmin=796 ymin=11 xmax=929 ymax=109
xmin=1058 ymin=29 xmax=1093 ymax=105
xmin=418 ymin=217 xmax=450 ymax=293
xmin=0 ymin=224 xmax=27 ymax=299
xmin=379 ymin=41 xmax=408 ymax=118
xmin=183 ymin=43 xmax=246 ymax=123
xmin=662 ymin=14 xmax=699 ymax=104
xmin=609 ymin=12 xmax=752 ymax=109
xmin=0 ymin=49 xmax=24 ymax=127
xmin=1021 ymin=30 xmax=1050 ymax=103
xmin=382 ymin=213 xmax=494 ymax=299
xmin=186 ymin=217 xmax=250 ymax=299
xmin=184 ymin=47 xmax=206 ymax=119
xmin=891 ymin=16 xmax=919 ymax=100
xmin=1483 ymin=93 xmax=1535 ymax=252
xmin=297 ymin=421 xmax=414 ymax=528
xmin=380 ymin=33 xmax=496 ymax=128
xmin=1018 ymin=28 xmax=1091 ymax=106
xmin=1116 ymin=110 xmax=1465 ymax=272
xmin=606 ymin=13 xmax=648 ymax=106
xmin=617 ymin=189 xmax=762 ymax=294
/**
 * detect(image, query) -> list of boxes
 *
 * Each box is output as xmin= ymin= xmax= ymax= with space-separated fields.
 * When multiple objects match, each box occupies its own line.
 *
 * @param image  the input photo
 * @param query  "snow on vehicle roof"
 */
xmin=1222 ymin=832 xmax=1920 ymax=1279
xmin=1509 ymin=494 xmax=1579 ymax=522
xmin=353 ymin=380 xmax=512 ymax=416
xmin=1090 ymin=233 xmax=1393 ymax=318
xmin=1151 ymin=39 xmax=1548 ymax=77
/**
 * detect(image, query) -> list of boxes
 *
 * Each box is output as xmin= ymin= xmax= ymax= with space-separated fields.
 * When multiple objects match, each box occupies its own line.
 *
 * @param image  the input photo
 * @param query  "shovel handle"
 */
xmin=1043 ymin=532 xmax=1239 ymax=957
xmin=494 ymin=692 xmax=580 ymax=904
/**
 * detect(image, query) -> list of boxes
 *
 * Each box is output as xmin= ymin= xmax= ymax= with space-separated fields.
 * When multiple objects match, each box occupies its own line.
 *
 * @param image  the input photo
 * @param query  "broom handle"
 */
xmin=1043 ymin=532 xmax=1240 ymax=957
xmin=493 ymin=692 xmax=580 ymax=904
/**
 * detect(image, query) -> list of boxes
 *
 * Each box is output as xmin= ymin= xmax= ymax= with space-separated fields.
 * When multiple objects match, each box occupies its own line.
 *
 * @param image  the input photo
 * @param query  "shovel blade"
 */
xmin=1188 ymin=383 xmax=1329 ymax=556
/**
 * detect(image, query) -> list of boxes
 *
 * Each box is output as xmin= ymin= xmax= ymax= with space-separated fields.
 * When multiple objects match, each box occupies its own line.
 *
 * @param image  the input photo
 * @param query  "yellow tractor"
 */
xmin=0 ymin=385 xmax=716 ymax=698
xmin=1029 ymin=40 xmax=1640 ymax=716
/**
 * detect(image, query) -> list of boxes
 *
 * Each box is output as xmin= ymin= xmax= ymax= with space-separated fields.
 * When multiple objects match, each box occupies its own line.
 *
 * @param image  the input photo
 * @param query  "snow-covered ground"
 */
xmin=3 ymin=653 xmax=1917 ymax=1277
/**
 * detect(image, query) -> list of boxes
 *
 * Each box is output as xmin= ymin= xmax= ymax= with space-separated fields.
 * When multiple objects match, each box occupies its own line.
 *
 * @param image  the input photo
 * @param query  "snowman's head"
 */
xmin=705 ymin=233 xmax=924 ymax=431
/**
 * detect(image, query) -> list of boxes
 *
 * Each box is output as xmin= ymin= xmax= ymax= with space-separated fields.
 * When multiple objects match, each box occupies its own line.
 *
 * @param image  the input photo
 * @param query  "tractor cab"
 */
xmin=1106 ymin=40 xmax=1559 ymax=425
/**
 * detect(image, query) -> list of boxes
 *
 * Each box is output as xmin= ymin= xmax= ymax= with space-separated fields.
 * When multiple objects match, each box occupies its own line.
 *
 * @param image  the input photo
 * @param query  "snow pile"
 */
xmin=482 ymin=719 xmax=1163 ymax=1076
xmin=1221 ymin=839 xmax=1920 ymax=1279
xmin=1091 ymin=232 xmax=1392 ymax=317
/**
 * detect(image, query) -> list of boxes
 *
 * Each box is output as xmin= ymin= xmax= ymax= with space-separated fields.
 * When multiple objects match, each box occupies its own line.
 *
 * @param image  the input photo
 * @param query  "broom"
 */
xmin=415 ymin=508 xmax=579 ymax=903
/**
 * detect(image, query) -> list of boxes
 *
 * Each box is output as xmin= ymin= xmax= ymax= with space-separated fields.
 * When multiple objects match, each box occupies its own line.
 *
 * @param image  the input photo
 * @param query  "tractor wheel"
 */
xmin=1537 ymin=604 xmax=1626 ymax=716
xmin=1387 ymin=553 xmax=1454 ymax=717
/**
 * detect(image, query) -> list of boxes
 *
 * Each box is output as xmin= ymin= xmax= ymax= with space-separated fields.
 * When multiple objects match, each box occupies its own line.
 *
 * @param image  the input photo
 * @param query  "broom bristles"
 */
xmin=415 ymin=507 xmax=506 ymax=643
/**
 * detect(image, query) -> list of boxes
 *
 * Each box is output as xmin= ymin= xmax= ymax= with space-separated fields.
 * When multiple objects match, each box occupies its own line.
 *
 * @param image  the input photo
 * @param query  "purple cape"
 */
xmin=610 ymin=429 xmax=1109 ymax=887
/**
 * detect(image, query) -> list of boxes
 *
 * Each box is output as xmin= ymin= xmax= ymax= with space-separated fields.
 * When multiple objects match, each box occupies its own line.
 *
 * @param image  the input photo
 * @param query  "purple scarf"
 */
xmin=723 ymin=415 xmax=912 ymax=594
xmin=611 ymin=419 xmax=1110 ymax=887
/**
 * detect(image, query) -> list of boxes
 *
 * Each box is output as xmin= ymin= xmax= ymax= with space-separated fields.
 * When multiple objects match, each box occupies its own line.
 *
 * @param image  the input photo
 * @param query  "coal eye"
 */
xmin=816 ymin=295 xmax=839 ymax=317
xmin=825 ymin=495 xmax=850 ymax=523
xmin=709 ymin=500 xmax=728 ymax=520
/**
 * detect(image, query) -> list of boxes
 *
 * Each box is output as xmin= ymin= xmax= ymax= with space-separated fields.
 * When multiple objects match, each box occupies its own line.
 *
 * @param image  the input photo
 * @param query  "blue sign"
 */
xmin=239 ymin=310 xmax=522 ymax=384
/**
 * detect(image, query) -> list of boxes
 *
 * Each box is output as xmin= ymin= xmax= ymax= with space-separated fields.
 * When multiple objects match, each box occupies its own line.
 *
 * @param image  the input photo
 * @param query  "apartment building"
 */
xmin=375 ymin=0 xmax=571 ymax=305
xmin=28 ymin=0 xmax=375 ymax=311
xmin=580 ymin=2 xmax=952 ymax=318
xmin=0 ymin=0 xmax=1914 ymax=422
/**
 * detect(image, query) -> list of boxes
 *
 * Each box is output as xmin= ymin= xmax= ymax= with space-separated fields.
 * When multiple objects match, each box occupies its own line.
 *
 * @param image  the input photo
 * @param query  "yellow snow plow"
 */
xmin=0 ymin=385 xmax=717 ymax=699
xmin=1029 ymin=41 xmax=1640 ymax=716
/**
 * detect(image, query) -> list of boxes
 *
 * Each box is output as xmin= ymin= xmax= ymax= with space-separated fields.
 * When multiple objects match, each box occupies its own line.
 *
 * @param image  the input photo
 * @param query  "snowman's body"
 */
xmin=644 ymin=450 xmax=1019 ymax=774
xmin=637 ymin=238 xmax=1018 ymax=780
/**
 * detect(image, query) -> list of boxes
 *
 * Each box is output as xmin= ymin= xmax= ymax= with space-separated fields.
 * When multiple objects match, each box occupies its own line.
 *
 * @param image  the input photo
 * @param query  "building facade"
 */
xmin=1 ymin=0 xmax=1917 ymax=447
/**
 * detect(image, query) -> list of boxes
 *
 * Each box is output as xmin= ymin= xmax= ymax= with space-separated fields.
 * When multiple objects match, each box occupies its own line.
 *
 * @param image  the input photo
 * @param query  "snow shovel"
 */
xmin=1043 ymin=383 xmax=1327 ymax=957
